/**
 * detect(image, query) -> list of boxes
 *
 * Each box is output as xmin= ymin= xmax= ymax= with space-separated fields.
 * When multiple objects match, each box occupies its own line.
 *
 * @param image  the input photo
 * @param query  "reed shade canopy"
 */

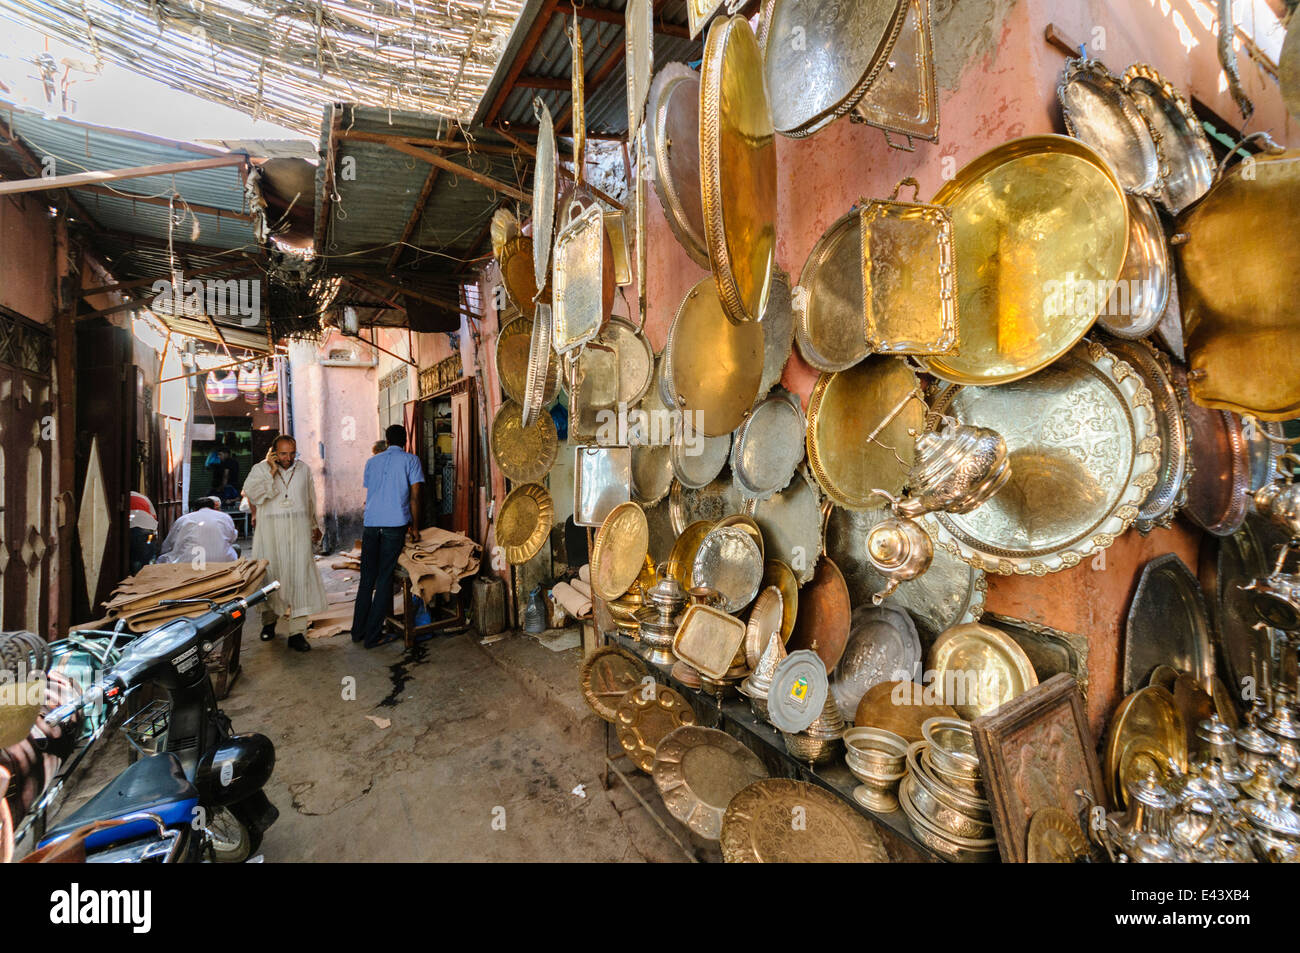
xmin=0 ymin=0 xmax=526 ymax=133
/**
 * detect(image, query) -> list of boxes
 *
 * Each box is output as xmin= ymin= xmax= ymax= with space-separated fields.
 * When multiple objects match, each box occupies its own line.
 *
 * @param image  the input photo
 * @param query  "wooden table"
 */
xmin=382 ymin=564 xmax=466 ymax=649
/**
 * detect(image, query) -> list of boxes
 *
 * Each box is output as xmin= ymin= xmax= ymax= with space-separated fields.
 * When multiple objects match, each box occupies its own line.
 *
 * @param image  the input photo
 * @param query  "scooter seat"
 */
xmin=40 ymin=752 xmax=199 ymax=851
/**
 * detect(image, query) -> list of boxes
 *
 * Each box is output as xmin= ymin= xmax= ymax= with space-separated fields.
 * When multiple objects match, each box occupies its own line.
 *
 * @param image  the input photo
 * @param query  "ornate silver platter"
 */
xmin=823 ymin=504 xmax=986 ymax=645
xmin=745 ymin=466 xmax=823 ymax=585
xmin=1124 ymin=554 xmax=1213 ymax=695
xmin=691 ymin=526 xmax=764 ymax=613
xmin=670 ymin=473 xmax=746 ymax=536
xmin=1098 ymin=195 xmax=1169 ymax=340
xmin=585 ymin=317 xmax=654 ymax=408
xmin=551 ymin=196 xmax=607 ymax=355
xmin=829 ymin=605 xmax=922 ymax=723
xmin=631 ymin=444 xmax=674 ymax=507
xmin=1122 ymin=63 xmax=1215 ymax=215
xmin=1244 ymin=419 xmax=1285 ymax=493
xmin=532 ymin=98 xmax=557 ymax=292
xmin=647 ymin=63 xmax=710 ymax=268
xmin=653 ymin=726 xmax=767 ymax=841
xmin=767 ymin=650 xmax=831 ymax=734
xmin=927 ymin=341 xmax=1161 ymax=575
xmin=574 ymin=445 xmax=632 ymax=527
xmin=851 ymin=0 xmax=938 ymax=147
xmin=759 ymin=0 xmax=908 ymax=138
xmin=795 ymin=208 xmax=869 ymax=372
xmin=1105 ymin=339 xmax=1189 ymax=532
xmin=672 ymin=430 xmax=730 ymax=489
xmin=730 ymin=390 xmax=805 ymax=500
xmin=758 ymin=269 xmax=795 ymax=400
xmin=1058 ymin=58 xmax=1162 ymax=197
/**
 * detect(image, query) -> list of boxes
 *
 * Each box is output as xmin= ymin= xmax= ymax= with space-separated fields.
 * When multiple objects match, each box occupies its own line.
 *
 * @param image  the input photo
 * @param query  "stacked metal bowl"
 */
xmin=782 ymin=696 xmax=846 ymax=765
xmin=898 ymin=718 xmax=999 ymax=862
xmin=843 ymin=727 xmax=909 ymax=811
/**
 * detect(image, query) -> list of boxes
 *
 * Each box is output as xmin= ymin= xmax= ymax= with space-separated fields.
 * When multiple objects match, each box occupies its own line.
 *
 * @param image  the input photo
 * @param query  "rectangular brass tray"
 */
xmin=551 ymin=197 xmax=606 ymax=355
xmin=853 ymin=0 xmax=939 ymax=148
xmin=672 ymin=603 xmax=746 ymax=679
xmin=574 ymin=445 xmax=631 ymax=527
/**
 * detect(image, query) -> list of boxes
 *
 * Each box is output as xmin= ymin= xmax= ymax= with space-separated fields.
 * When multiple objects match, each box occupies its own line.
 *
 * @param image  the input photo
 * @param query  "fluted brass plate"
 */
xmin=581 ymin=645 xmax=650 ymax=723
xmin=495 ymin=315 xmax=533 ymax=404
xmin=490 ymin=399 xmax=558 ymax=484
xmin=759 ymin=0 xmax=907 ymax=138
xmin=616 ymin=685 xmax=697 ymax=773
xmin=667 ymin=519 xmax=715 ymax=588
xmin=927 ymin=341 xmax=1160 ymax=575
xmin=745 ymin=586 xmax=785 ymax=669
xmin=648 ymin=63 xmax=709 ymax=267
xmin=1026 ymin=807 xmax=1089 ymax=863
xmin=806 ymin=357 xmax=923 ymax=509
xmin=796 ymin=209 xmax=869 ymax=372
xmin=592 ymin=502 xmax=650 ymax=601
xmin=721 ymin=779 xmax=890 ymax=862
xmin=497 ymin=483 xmax=553 ymax=565
xmin=929 ymin=622 xmax=1038 ymax=720
xmin=853 ymin=680 xmax=958 ymax=744
xmin=761 ymin=559 xmax=798 ymax=644
xmin=1104 ymin=685 xmax=1187 ymax=809
xmin=669 ymin=474 xmax=746 ymax=536
xmin=925 ymin=135 xmax=1128 ymax=385
xmin=701 ymin=15 xmax=776 ymax=325
xmin=666 ymin=278 xmax=763 ymax=436
xmin=654 ymin=726 xmax=768 ymax=841
xmin=500 ymin=235 xmax=547 ymax=318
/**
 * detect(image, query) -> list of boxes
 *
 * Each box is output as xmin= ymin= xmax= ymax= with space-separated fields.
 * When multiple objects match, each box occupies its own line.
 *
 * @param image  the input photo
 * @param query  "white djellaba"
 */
xmin=243 ymin=456 xmax=328 ymax=634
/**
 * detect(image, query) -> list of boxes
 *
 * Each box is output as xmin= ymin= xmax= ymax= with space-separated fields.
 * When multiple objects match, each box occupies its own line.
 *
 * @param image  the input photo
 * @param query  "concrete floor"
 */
xmin=49 ymin=556 xmax=695 ymax=863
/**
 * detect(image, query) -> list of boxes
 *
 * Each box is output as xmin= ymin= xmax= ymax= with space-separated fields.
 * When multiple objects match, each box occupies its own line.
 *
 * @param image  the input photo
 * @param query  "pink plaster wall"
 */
xmin=0 ymin=193 xmax=55 ymax=321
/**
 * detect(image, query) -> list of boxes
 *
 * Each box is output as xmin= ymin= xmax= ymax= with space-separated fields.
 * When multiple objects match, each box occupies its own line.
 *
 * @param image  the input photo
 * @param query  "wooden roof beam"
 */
xmin=0 ymin=155 xmax=246 ymax=196
xmin=484 ymin=0 xmax=563 ymax=127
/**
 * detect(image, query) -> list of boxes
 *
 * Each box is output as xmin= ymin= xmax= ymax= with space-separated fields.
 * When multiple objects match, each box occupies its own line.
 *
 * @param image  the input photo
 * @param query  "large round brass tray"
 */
xmin=854 ymin=680 xmax=959 ymax=744
xmin=700 ymin=15 xmax=776 ymax=325
xmin=925 ymin=135 xmax=1128 ymax=385
xmin=928 ymin=622 xmax=1038 ymax=720
xmin=580 ymin=644 xmax=650 ymax=723
xmin=758 ymin=269 xmax=795 ymax=399
xmin=668 ymin=519 xmax=714 ymax=589
xmin=669 ymin=474 xmax=746 ymax=535
xmin=497 ymin=483 xmax=553 ymax=565
xmin=1121 ymin=63 xmax=1215 ymax=215
xmin=762 ymin=559 xmax=798 ymax=643
xmin=720 ymin=778 xmax=890 ymax=862
xmin=616 ymin=684 xmax=697 ymax=773
xmin=691 ymin=526 xmax=763 ymax=613
xmin=806 ymin=357 xmax=924 ymax=509
xmin=731 ymin=390 xmax=805 ymax=500
xmin=1104 ymin=685 xmax=1187 ymax=809
xmin=490 ymin=399 xmax=558 ymax=484
xmin=758 ymin=0 xmax=907 ymax=138
xmin=648 ymin=63 xmax=710 ymax=268
xmin=1097 ymin=194 xmax=1169 ymax=340
xmin=1058 ymin=58 xmax=1161 ymax=196
xmin=824 ymin=504 xmax=986 ymax=644
xmin=665 ymin=278 xmax=763 ymax=436
xmin=786 ymin=556 xmax=852 ymax=671
xmin=795 ymin=208 xmax=869 ymax=372
xmin=1173 ymin=363 xmax=1249 ymax=537
xmin=653 ymin=726 xmax=767 ymax=840
xmin=495 ymin=315 xmax=534 ymax=404
xmin=1105 ymin=339 xmax=1188 ymax=531
xmin=592 ymin=502 xmax=650 ymax=601
xmin=746 ymin=466 xmax=823 ymax=585
xmin=499 ymin=235 xmax=547 ymax=318
xmin=532 ymin=98 xmax=557 ymax=291
xmin=927 ymin=341 xmax=1160 ymax=575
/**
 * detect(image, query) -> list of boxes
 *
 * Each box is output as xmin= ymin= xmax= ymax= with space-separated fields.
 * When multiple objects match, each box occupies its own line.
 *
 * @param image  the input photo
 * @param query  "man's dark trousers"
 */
xmin=352 ymin=525 xmax=407 ymax=646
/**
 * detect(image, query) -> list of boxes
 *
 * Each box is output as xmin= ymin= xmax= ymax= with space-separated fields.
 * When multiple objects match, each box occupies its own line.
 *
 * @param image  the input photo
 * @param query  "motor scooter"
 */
xmin=34 ymin=581 xmax=282 ymax=862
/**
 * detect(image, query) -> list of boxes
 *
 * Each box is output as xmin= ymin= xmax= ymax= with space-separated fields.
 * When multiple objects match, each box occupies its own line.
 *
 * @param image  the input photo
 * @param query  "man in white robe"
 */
xmin=156 ymin=497 xmax=238 ymax=563
xmin=243 ymin=435 xmax=328 ymax=652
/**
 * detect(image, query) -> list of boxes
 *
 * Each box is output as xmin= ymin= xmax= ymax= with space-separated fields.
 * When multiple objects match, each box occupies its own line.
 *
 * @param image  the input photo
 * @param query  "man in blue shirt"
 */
xmin=351 ymin=424 xmax=426 ymax=648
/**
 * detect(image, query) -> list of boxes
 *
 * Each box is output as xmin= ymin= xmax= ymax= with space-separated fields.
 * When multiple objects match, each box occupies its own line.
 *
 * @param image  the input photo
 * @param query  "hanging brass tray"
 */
xmin=851 ymin=0 xmax=938 ymax=147
xmin=582 ymin=317 xmax=654 ymax=408
xmin=490 ymin=399 xmax=558 ymax=484
xmin=758 ymin=0 xmax=908 ymax=138
xmin=521 ymin=304 xmax=558 ymax=428
xmin=758 ymin=269 xmax=795 ymax=400
xmin=796 ymin=208 xmax=869 ymax=372
xmin=674 ymin=603 xmax=747 ymax=679
xmin=860 ymin=178 xmax=957 ymax=356
xmin=924 ymin=135 xmax=1129 ymax=385
xmin=592 ymin=501 xmax=651 ymax=601
xmin=667 ymin=519 xmax=715 ymax=588
xmin=824 ymin=504 xmax=986 ymax=644
xmin=1104 ymin=685 xmax=1187 ymax=809
xmin=746 ymin=466 xmax=823 ymax=585
xmin=631 ymin=357 xmax=674 ymax=504
xmin=691 ymin=526 xmax=764 ymax=613
xmin=1121 ymin=63 xmax=1215 ymax=215
xmin=700 ymin=15 xmax=776 ymax=324
xmin=495 ymin=314 xmax=534 ymax=404
xmin=1058 ymin=58 xmax=1162 ymax=197
xmin=762 ymin=559 xmax=798 ymax=643
xmin=574 ymin=444 xmax=632 ymax=527
xmin=671 ymin=431 xmax=730 ymax=490
xmin=625 ymin=0 xmax=654 ymax=133
xmin=616 ymin=685 xmax=697 ymax=773
xmin=1123 ymin=553 xmax=1213 ymax=696
xmin=1285 ymin=22 xmax=1300 ymax=121
xmin=687 ymin=0 xmax=725 ymax=39
xmin=631 ymin=443 xmax=674 ymax=507
xmin=580 ymin=644 xmax=651 ymax=723
xmin=927 ymin=341 xmax=1160 ymax=575
xmin=664 ymin=278 xmax=763 ymax=437
xmin=731 ymin=390 xmax=805 ymax=500
xmin=1171 ymin=363 xmax=1249 ymax=536
xmin=1097 ymin=195 xmax=1169 ymax=341
xmin=499 ymin=235 xmax=547 ymax=318
xmin=532 ymin=98 xmax=557 ymax=292
xmin=604 ymin=211 xmax=633 ymax=287
xmin=1174 ymin=146 xmax=1300 ymax=420
xmin=551 ymin=196 xmax=607 ymax=355
xmin=654 ymin=726 xmax=767 ymax=840
xmin=786 ymin=556 xmax=852 ymax=671
xmin=669 ymin=474 xmax=746 ymax=535
xmin=648 ymin=63 xmax=710 ymax=268
xmin=721 ymin=778 xmax=890 ymax=862
xmin=928 ymin=622 xmax=1038 ymax=720
xmin=805 ymin=357 xmax=924 ymax=509
xmin=566 ymin=344 xmax=616 ymax=443
xmin=497 ymin=482 xmax=553 ymax=565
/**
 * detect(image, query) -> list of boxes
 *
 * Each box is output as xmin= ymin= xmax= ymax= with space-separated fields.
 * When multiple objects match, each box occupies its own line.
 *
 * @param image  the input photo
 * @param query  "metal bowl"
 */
xmin=783 ymin=730 xmax=844 ymax=765
xmin=922 ymin=746 xmax=986 ymax=798
xmin=907 ymin=739 xmax=989 ymax=809
xmin=900 ymin=774 xmax=994 ymax=840
xmin=844 ymin=726 xmax=909 ymax=778
xmin=897 ymin=777 xmax=999 ymax=862
xmin=921 ymin=716 xmax=982 ymax=780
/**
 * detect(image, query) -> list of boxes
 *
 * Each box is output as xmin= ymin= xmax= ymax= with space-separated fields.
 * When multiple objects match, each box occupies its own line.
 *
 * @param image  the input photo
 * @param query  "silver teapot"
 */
xmin=895 ymin=419 xmax=1011 ymax=518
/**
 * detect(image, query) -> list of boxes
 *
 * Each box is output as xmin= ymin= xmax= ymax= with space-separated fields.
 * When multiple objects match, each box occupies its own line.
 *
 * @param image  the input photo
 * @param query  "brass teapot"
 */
xmin=865 ymin=490 xmax=934 ymax=604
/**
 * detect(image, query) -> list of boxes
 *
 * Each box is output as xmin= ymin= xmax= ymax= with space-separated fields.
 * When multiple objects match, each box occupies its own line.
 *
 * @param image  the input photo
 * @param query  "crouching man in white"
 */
xmin=156 ymin=496 xmax=238 ymax=563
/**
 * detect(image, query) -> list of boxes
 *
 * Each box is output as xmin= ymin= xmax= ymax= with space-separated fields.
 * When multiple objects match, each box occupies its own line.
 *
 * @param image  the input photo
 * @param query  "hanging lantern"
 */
xmin=205 ymin=370 xmax=238 ymax=403
xmin=260 ymin=359 xmax=278 ymax=396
